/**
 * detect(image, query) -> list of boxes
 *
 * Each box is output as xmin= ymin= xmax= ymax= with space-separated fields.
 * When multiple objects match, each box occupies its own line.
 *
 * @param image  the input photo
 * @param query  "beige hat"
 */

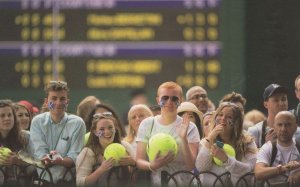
xmin=177 ymin=102 xmax=203 ymax=122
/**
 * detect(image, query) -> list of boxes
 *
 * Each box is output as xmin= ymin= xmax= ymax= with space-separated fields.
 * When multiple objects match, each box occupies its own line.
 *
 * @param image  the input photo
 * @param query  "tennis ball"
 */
xmin=213 ymin=143 xmax=235 ymax=166
xmin=84 ymin=132 xmax=90 ymax=145
xmin=147 ymin=133 xmax=178 ymax=161
xmin=104 ymin=143 xmax=127 ymax=165
xmin=0 ymin=147 xmax=12 ymax=157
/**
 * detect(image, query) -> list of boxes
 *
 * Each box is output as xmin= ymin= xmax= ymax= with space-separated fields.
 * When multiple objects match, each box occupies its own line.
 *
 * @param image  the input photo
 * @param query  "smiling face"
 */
xmin=215 ymin=106 xmax=234 ymax=137
xmin=15 ymin=105 xmax=30 ymax=130
xmin=0 ymin=106 xmax=15 ymax=136
xmin=46 ymin=90 xmax=69 ymax=116
xmin=94 ymin=118 xmax=116 ymax=148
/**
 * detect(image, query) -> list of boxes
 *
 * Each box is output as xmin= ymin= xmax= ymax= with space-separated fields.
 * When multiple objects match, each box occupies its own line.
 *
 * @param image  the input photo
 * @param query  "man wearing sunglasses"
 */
xmin=136 ymin=81 xmax=200 ymax=186
xmin=30 ymin=80 xmax=86 ymax=183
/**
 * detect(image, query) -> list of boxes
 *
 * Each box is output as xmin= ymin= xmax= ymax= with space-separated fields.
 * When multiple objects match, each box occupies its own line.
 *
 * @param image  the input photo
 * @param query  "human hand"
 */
xmin=0 ymin=152 xmax=19 ymax=166
xmin=99 ymin=158 xmax=115 ymax=172
xmin=288 ymin=169 xmax=300 ymax=185
xmin=178 ymin=113 xmax=189 ymax=139
xmin=210 ymin=144 xmax=228 ymax=163
xmin=284 ymin=160 xmax=300 ymax=172
xmin=207 ymin=125 xmax=224 ymax=143
xmin=150 ymin=150 xmax=174 ymax=170
xmin=265 ymin=128 xmax=276 ymax=142
xmin=119 ymin=156 xmax=136 ymax=166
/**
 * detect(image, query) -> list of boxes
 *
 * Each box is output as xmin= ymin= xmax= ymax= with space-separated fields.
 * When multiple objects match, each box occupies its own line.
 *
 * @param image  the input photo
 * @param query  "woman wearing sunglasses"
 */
xmin=196 ymin=102 xmax=257 ymax=186
xmin=76 ymin=112 xmax=135 ymax=187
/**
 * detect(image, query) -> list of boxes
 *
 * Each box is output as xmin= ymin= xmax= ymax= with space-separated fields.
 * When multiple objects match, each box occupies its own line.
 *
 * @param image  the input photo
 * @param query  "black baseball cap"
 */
xmin=263 ymin=84 xmax=288 ymax=101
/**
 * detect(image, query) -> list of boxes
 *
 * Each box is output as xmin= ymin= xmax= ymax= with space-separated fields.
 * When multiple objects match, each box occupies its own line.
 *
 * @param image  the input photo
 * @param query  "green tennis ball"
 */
xmin=84 ymin=132 xmax=90 ymax=145
xmin=147 ymin=133 xmax=178 ymax=162
xmin=0 ymin=147 xmax=12 ymax=157
xmin=213 ymin=143 xmax=235 ymax=166
xmin=104 ymin=143 xmax=127 ymax=166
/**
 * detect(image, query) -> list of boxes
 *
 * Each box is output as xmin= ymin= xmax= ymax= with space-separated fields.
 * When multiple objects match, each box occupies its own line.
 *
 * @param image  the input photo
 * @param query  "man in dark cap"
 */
xmin=248 ymin=83 xmax=288 ymax=148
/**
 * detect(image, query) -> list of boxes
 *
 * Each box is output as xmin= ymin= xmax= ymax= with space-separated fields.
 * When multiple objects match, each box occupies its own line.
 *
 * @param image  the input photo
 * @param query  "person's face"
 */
xmin=157 ymin=88 xmax=181 ymax=113
xmin=128 ymin=108 xmax=150 ymax=133
xmin=295 ymin=79 xmax=300 ymax=101
xmin=203 ymin=114 xmax=213 ymax=137
xmin=188 ymin=90 xmax=208 ymax=114
xmin=180 ymin=111 xmax=196 ymax=124
xmin=0 ymin=107 xmax=14 ymax=134
xmin=94 ymin=118 xmax=116 ymax=147
xmin=16 ymin=107 xmax=30 ymax=130
xmin=215 ymin=106 xmax=234 ymax=136
xmin=264 ymin=93 xmax=288 ymax=116
xmin=46 ymin=90 xmax=69 ymax=115
xmin=275 ymin=114 xmax=296 ymax=144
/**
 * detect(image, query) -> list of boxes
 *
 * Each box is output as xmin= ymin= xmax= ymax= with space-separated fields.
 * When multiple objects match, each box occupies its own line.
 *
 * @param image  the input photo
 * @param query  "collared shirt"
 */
xmin=30 ymin=112 xmax=86 ymax=182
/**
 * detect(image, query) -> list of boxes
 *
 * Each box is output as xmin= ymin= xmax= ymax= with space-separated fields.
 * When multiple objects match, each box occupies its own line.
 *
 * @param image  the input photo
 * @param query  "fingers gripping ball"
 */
xmin=213 ymin=143 xmax=236 ymax=166
xmin=104 ymin=143 xmax=127 ymax=166
xmin=0 ymin=147 xmax=12 ymax=157
xmin=147 ymin=133 xmax=178 ymax=161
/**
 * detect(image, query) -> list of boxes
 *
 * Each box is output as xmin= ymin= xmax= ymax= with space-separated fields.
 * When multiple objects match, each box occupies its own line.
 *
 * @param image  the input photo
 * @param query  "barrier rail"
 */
xmin=0 ymin=165 xmax=293 ymax=187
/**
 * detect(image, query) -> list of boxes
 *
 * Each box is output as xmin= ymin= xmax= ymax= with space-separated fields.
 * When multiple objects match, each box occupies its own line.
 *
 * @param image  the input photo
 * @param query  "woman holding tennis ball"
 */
xmin=76 ymin=112 xmax=134 ymax=187
xmin=196 ymin=102 xmax=257 ymax=186
xmin=136 ymin=82 xmax=200 ymax=186
xmin=0 ymin=100 xmax=33 ymax=184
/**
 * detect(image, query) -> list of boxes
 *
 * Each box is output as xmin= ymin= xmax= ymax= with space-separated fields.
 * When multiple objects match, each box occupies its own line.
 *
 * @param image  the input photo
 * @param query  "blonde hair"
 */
xmin=244 ymin=109 xmax=266 ymax=125
xmin=124 ymin=104 xmax=153 ymax=143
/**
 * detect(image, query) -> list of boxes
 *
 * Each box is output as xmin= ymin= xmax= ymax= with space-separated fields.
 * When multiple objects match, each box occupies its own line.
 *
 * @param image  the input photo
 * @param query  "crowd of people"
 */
xmin=0 ymin=75 xmax=300 ymax=187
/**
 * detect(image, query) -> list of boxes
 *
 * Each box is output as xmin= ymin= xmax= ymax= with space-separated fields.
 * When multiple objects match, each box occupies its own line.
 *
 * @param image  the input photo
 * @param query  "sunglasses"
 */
xmin=188 ymin=94 xmax=207 ymax=101
xmin=49 ymin=80 xmax=67 ymax=86
xmin=93 ymin=112 xmax=113 ymax=120
xmin=161 ymin=95 xmax=179 ymax=103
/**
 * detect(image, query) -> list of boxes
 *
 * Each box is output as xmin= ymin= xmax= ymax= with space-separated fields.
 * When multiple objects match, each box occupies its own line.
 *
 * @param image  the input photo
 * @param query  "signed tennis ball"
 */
xmin=0 ymin=147 xmax=12 ymax=157
xmin=147 ymin=133 xmax=178 ymax=161
xmin=213 ymin=143 xmax=235 ymax=166
xmin=104 ymin=143 xmax=127 ymax=165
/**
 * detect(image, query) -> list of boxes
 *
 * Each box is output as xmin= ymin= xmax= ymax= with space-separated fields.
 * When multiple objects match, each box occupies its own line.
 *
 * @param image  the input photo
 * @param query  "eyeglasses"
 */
xmin=93 ymin=112 xmax=113 ymax=120
xmin=161 ymin=95 xmax=179 ymax=103
xmin=49 ymin=80 xmax=67 ymax=86
xmin=188 ymin=94 xmax=207 ymax=101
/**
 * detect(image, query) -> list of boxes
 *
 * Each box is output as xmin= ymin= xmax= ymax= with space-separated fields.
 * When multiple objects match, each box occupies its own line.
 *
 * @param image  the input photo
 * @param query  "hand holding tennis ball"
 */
xmin=0 ymin=147 xmax=12 ymax=157
xmin=104 ymin=143 xmax=128 ymax=166
xmin=213 ymin=141 xmax=235 ymax=166
xmin=147 ymin=133 xmax=178 ymax=162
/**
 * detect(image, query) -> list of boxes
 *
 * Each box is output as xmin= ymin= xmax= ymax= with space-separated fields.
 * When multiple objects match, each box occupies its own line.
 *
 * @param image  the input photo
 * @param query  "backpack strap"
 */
xmin=270 ymin=140 xmax=277 ymax=166
xmin=261 ymin=120 xmax=267 ymax=146
xmin=295 ymin=141 xmax=300 ymax=155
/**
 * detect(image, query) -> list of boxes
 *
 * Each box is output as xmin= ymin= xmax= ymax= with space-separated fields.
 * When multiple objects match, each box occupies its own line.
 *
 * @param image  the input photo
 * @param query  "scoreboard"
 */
xmin=0 ymin=0 xmax=221 ymax=90
xmin=0 ymin=0 xmax=248 ymax=116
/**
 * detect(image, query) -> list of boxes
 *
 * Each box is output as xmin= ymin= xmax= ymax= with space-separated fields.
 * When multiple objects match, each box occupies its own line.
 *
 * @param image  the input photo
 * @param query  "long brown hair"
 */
xmin=212 ymin=102 xmax=256 ymax=160
xmin=86 ymin=114 xmax=122 ymax=158
xmin=0 ymin=100 xmax=27 ymax=151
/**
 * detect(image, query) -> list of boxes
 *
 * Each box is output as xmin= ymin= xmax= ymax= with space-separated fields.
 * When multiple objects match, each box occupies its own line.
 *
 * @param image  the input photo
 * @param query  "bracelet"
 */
xmin=276 ymin=164 xmax=282 ymax=175
xmin=148 ymin=163 xmax=155 ymax=172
